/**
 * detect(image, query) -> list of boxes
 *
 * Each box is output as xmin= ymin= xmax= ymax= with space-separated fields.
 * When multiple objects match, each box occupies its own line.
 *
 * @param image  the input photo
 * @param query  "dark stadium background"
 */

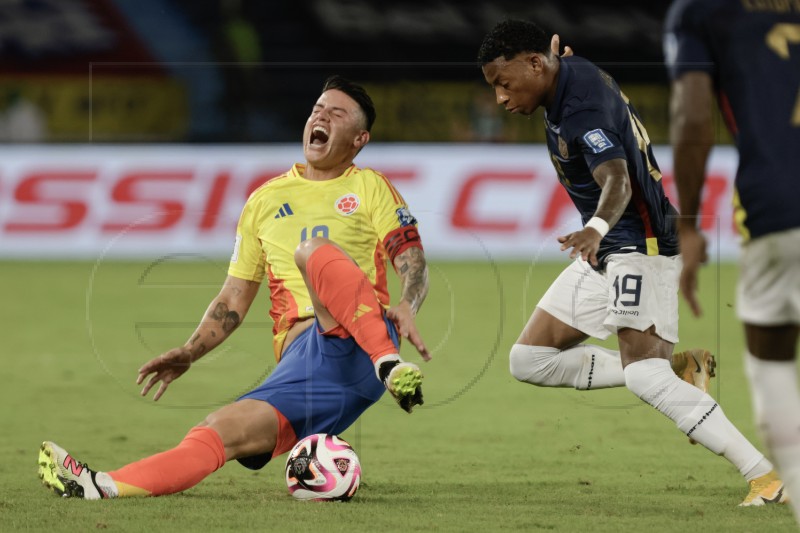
xmin=0 ymin=0 xmax=674 ymax=144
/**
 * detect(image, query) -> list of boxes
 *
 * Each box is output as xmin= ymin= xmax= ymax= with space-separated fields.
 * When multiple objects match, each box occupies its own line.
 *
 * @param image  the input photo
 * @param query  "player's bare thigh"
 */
xmin=617 ymin=325 xmax=673 ymax=368
xmin=517 ymin=307 xmax=589 ymax=349
xmin=199 ymin=399 xmax=279 ymax=462
xmin=745 ymin=323 xmax=799 ymax=362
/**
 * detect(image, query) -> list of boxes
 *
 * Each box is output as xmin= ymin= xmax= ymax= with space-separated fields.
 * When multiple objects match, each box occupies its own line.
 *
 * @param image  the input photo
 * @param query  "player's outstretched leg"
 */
xmin=624 ymin=357 xmax=785 ymax=506
xmin=38 ymin=441 xmax=117 ymax=499
xmin=509 ymin=344 xmax=718 ymax=393
xmin=39 ymin=426 xmax=227 ymax=499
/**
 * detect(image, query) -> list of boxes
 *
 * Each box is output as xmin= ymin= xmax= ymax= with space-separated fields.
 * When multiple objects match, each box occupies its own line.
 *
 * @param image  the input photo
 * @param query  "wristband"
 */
xmin=585 ymin=217 xmax=609 ymax=238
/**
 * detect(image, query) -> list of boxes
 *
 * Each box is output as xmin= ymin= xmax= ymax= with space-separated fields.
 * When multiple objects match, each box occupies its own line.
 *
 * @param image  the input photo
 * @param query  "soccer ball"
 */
xmin=285 ymin=434 xmax=361 ymax=501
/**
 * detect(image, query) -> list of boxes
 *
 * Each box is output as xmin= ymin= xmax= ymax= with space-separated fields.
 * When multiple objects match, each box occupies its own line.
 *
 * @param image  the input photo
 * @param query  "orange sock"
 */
xmin=306 ymin=243 xmax=397 ymax=363
xmin=108 ymin=426 xmax=226 ymax=497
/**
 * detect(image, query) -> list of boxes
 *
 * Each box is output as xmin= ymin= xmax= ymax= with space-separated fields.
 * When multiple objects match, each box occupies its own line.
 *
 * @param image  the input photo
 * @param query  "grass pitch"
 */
xmin=0 ymin=259 xmax=796 ymax=532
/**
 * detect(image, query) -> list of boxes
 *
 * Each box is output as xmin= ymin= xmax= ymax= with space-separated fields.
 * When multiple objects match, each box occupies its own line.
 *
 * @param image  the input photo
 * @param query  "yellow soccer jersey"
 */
xmin=228 ymin=163 xmax=422 ymax=360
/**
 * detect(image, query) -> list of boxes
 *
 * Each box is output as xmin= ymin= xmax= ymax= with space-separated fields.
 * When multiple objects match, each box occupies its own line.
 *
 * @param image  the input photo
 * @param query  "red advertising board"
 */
xmin=0 ymin=144 xmax=742 ymax=260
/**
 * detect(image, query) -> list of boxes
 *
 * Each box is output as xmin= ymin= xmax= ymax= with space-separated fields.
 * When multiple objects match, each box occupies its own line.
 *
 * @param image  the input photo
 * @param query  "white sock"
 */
xmin=95 ymin=471 xmax=119 ymax=498
xmin=746 ymin=353 xmax=800 ymax=519
xmin=625 ymin=358 xmax=773 ymax=481
xmin=373 ymin=353 xmax=402 ymax=380
xmin=509 ymin=344 xmax=625 ymax=390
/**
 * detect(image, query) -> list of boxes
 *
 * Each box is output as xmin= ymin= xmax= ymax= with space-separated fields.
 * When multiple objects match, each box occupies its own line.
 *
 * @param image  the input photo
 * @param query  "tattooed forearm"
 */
xmin=210 ymin=302 xmax=241 ymax=333
xmin=211 ymin=302 xmax=226 ymax=320
xmin=188 ymin=333 xmax=207 ymax=358
xmin=222 ymin=311 xmax=240 ymax=332
xmin=393 ymin=246 xmax=429 ymax=314
xmin=182 ymin=276 xmax=258 ymax=362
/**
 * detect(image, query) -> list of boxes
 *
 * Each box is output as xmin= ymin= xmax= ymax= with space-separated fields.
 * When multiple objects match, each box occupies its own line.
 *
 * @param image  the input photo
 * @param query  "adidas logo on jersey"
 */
xmin=274 ymin=203 xmax=294 ymax=219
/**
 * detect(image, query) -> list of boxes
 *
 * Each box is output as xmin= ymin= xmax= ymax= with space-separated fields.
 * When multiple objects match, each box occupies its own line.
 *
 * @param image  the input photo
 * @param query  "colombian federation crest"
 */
xmin=335 ymin=193 xmax=360 ymax=216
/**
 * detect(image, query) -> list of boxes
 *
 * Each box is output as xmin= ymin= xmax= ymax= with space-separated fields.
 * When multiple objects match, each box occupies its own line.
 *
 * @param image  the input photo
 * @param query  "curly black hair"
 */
xmin=321 ymin=75 xmax=376 ymax=132
xmin=478 ymin=20 xmax=550 ymax=66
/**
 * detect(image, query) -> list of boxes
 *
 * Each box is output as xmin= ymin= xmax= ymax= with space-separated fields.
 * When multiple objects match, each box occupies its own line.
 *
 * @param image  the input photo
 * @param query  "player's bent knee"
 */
xmin=294 ymin=237 xmax=334 ymax=269
xmin=623 ymin=358 xmax=671 ymax=399
xmin=509 ymin=344 xmax=559 ymax=386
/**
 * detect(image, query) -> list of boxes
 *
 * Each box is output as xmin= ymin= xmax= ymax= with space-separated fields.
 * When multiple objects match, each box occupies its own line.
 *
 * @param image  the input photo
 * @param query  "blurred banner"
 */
xmin=0 ymin=144 xmax=741 ymax=260
xmin=0 ymin=0 xmax=189 ymax=142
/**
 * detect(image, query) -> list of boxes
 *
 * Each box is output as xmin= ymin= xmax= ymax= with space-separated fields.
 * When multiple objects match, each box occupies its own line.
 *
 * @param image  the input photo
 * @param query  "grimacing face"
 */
xmin=303 ymin=89 xmax=368 ymax=169
xmin=482 ymin=52 xmax=550 ymax=116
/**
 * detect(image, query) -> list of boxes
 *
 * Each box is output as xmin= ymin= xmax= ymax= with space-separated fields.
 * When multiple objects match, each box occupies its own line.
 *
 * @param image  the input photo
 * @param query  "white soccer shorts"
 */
xmin=737 ymin=227 xmax=800 ymax=326
xmin=537 ymin=253 xmax=680 ymax=343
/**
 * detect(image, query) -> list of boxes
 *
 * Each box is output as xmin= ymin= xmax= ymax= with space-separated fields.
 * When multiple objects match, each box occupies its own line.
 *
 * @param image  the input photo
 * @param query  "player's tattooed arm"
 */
xmin=137 ymin=275 xmax=260 ymax=400
xmin=186 ymin=275 xmax=259 ymax=360
xmin=393 ymin=246 xmax=429 ymax=315
xmin=388 ymin=245 xmax=430 ymax=360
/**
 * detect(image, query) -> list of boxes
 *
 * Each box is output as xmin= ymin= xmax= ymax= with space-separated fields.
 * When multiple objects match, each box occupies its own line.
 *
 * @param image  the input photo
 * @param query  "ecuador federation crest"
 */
xmin=558 ymin=136 xmax=569 ymax=159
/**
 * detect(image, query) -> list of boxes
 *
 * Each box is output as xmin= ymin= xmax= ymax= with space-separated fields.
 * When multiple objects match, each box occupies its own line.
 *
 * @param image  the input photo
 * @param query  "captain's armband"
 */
xmin=383 ymin=226 xmax=423 ymax=262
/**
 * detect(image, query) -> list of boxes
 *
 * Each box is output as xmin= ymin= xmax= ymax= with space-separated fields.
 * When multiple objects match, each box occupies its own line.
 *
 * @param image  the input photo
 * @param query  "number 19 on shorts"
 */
xmin=613 ymin=274 xmax=642 ymax=307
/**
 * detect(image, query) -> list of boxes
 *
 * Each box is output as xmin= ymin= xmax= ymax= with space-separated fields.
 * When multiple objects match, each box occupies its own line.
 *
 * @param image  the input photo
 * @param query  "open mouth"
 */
xmin=310 ymin=125 xmax=329 ymax=146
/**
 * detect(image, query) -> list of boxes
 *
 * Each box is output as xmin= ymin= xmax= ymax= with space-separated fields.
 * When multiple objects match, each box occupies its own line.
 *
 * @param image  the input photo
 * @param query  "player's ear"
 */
xmin=354 ymin=130 xmax=369 ymax=149
xmin=527 ymin=53 xmax=544 ymax=73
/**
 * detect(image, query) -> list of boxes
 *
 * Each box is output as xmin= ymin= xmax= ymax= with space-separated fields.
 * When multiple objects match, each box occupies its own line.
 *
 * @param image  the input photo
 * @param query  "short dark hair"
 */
xmin=478 ymin=20 xmax=550 ymax=66
xmin=322 ymin=75 xmax=376 ymax=132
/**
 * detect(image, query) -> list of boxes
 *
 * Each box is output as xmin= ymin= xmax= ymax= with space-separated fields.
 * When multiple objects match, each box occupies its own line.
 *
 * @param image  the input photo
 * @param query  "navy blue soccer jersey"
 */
xmin=544 ymin=56 xmax=679 ymax=266
xmin=665 ymin=0 xmax=800 ymax=239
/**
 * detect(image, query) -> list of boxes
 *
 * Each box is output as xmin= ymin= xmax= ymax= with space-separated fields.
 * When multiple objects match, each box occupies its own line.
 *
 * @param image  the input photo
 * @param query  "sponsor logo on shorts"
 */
xmin=609 ymin=309 xmax=640 ymax=316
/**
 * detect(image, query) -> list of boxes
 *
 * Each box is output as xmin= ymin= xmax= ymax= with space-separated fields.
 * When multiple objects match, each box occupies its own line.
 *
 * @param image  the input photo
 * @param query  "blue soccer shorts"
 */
xmin=236 ymin=315 xmax=398 ymax=469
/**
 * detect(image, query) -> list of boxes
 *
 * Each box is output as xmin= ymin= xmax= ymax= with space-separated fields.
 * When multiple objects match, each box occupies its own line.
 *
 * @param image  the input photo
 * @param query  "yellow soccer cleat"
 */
xmin=377 ymin=359 xmax=424 ymax=413
xmin=672 ymin=349 xmax=716 ymax=393
xmin=739 ymin=470 xmax=788 ymax=507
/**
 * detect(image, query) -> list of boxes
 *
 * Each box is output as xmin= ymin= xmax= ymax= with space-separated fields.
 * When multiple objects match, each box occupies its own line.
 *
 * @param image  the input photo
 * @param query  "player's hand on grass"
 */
xmin=386 ymin=300 xmax=431 ymax=361
xmin=678 ymin=227 xmax=708 ymax=317
xmin=558 ymin=227 xmax=602 ymax=266
xmin=550 ymin=34 xmax=574 ymax=57
xmin=137 ymin=347 xmax=193 ymax=401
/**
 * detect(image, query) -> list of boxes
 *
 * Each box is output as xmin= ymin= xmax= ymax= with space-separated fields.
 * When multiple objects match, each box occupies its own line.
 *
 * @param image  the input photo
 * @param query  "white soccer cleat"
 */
xmin=38 ymin=441 xmax=114 ymax=499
